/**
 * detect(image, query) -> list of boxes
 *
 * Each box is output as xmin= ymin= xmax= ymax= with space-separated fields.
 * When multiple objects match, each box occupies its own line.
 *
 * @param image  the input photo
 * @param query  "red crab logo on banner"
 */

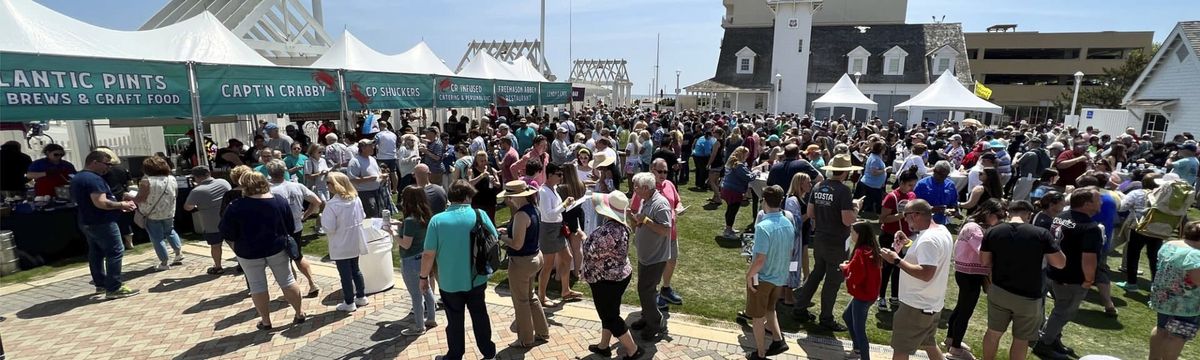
xmin=311 ymin=71 xmax=337 ymax=91
xmin=349 ymin=83 xmax=371 ymax=108
xmin=438 ymin=78 xmax=453 ymax=91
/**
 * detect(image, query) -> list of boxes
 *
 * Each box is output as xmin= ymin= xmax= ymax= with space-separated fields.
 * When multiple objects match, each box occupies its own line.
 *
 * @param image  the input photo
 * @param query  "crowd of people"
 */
xmin=53 ymin=105 xmax=1200 ymax=360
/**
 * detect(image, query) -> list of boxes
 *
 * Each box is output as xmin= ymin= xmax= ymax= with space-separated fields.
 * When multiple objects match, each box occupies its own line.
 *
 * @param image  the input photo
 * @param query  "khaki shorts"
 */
xmin=745 ymin=281 xmax=782 ymax=318
xmin=987 ymin=285 xmax=1043 ymax=341
xmin=891 ymin=302 xmax=940 ymax=354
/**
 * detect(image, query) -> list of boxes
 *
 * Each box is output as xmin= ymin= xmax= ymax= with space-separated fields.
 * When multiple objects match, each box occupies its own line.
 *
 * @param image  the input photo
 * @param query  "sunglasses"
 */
xmin=50 ymin=152 xmax=65 ymax=157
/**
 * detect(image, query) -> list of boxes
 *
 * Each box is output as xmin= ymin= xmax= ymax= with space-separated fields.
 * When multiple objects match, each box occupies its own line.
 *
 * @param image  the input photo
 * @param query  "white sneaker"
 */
xmin=354 ymin=297 xmax=369 ymax=306
xmin=173 ymin=252 xmax=184 ymax=265
xmin=400 ymin=327 xmax=426 ymax=336
xmin=335 ymin=303 xmax=357 ymax=312
xmin=154 ymin=263 xmax=170 ymax=271
xmin=876 ymin=298 xmax=889 ymax=312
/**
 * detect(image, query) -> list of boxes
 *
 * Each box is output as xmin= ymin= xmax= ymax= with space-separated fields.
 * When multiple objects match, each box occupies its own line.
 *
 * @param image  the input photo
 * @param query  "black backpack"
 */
xmin=468 ymin=209 xmax=502 ymax=279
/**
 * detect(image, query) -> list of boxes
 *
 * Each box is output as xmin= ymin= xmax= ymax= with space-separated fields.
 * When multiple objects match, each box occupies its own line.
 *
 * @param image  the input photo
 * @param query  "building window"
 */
xmin=755 ymin=94 xmax=765 ymax=109
xmin=1086 ymin=48 xmax=1137 ymax=59
xmin=846 ymin=46 xmax=871 ymax=75
xmin=1143 ymin=113 xmax=1169 ymax=138
xmin=721 ymin=94 xmax=732 ymax=108
xmin=930 ymin=45 xmax=958 ymax=75
xmin=1177 ymin=42 xmax=1190 ymax=62
xmin=967 ymin=49 xmax=979 ymax=59
xmin=798 ymin=39 xmax=804 ymax=53
xmin=735 ymin=46 xmax=757 ymax=75
xmin=983 ymin=48 xmax=1080 ymax=60
xmin=883 ymin=46 xmax=907 ymax=76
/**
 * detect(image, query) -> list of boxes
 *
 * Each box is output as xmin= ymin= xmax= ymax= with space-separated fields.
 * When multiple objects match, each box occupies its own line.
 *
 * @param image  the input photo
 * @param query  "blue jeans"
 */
xmin=842 ymin=298 xmax=872 ymax=359
xmin=401 ymin=253 xmax=437 ymax=330
xmin=334 ymin=257 xmax=365 ymax=305
xmin=80 ymin=221 xmax=124 ymax=292
xmin=145 ymin=218 xmax=182 ymax=264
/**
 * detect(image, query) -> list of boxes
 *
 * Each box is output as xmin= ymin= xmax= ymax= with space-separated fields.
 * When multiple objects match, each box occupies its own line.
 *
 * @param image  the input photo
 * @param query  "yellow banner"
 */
xmin=974 ymin=81 xmax=992 ymax=100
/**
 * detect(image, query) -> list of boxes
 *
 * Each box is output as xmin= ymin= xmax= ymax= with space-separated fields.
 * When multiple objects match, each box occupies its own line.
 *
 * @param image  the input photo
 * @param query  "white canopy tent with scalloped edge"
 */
xmin=894 ymin=69 xmax=1002 ymax=126
xmin=811 ymin=73 xmax=878 ymax=116
xmin=309 ymin=30 xmax=454 ymax=76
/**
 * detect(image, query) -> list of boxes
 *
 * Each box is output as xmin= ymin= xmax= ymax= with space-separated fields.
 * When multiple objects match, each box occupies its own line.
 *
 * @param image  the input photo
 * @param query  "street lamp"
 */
xmin=1070 ymin=71 xmax=1084 ymax=117
xmin=852 ymin=71 xmax=863 ymax=121
xmin=675 ymin=69 xmax=681 ymax=114
xmin=774 ymin=73 xmax=783 ymax=115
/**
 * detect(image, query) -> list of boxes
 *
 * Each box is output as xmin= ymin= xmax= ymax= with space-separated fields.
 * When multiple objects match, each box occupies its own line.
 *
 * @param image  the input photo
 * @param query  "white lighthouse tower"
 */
xmin=768 ymin=0 xmax=822 ymax=114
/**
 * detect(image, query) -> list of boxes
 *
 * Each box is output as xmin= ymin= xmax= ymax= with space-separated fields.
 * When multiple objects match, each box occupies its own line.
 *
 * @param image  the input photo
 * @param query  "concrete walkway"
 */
xmin=0 ymin=243 xmax=922 ymax=359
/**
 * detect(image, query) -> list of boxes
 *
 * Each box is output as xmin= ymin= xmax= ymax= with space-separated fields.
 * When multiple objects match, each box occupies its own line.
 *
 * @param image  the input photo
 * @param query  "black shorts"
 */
xmin=286 ymin=232 xmax=304 ymax=261
xmin=563 ymin=207 xmax=584 ymax=233
xmin=203 ymin=232 xmax=223 ymax=245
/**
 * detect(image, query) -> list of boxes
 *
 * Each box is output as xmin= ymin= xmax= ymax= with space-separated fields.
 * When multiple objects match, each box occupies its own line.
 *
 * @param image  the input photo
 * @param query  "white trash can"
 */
xmin=359 ymin=219 xmax=395 ymax=295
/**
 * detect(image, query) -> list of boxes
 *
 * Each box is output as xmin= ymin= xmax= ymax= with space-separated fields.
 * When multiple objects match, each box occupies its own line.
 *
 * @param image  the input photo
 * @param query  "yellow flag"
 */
xmin=974 ymin=81 xmax=992 ymax=100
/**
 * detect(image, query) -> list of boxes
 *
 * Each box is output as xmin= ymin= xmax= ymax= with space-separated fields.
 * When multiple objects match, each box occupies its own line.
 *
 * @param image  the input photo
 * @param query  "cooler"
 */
xmin=359 ymin=219 xmax=395 ymax=294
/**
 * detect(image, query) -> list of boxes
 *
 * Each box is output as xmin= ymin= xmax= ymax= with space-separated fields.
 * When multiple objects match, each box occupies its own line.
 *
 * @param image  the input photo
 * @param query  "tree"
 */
xmin=1055 ymin=47 xmax=1154 ymax=115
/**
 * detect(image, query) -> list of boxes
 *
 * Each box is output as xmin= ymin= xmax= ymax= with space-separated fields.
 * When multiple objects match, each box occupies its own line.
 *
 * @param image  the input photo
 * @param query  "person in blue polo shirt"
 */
xmin=691 ymin=128 xmax=715 ymax=189
xmin=913 ymin=161 xmax=959 ymax=225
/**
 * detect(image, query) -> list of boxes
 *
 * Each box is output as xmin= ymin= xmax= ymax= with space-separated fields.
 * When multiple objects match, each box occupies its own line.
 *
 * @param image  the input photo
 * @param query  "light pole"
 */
xmin=851 ymin=71 xmax=862 ymax=122
xmin=674 ymin=69 xmax=681 ymax=114
xmin=774 ymin=73 xmax=782 ymax=115
xmin=1070 ymin=71 xmax=1084 ymax=121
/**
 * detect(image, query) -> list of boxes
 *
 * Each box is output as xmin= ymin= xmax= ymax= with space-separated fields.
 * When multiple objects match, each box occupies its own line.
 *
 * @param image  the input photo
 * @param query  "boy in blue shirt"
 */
xmin=744 ymin=185 xmax=794 ymax=360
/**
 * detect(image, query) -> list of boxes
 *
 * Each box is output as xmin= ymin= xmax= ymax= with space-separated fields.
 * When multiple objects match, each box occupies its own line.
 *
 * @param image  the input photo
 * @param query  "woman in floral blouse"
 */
xmin=1148 ymin=220 xmax=1200 ymax=360
xmin=582 ymin=190 xmax=644 ymax=360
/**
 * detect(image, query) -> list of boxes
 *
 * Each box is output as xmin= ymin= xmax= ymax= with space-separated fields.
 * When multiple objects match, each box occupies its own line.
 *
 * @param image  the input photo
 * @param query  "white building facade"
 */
xmin=1122 ymin=21 xmax=1200 ymax=140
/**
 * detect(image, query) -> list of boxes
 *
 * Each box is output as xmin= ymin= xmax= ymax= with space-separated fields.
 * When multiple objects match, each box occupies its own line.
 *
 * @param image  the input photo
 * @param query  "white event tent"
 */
xmin=811 ymin=74 xmax=878 ymax=111
xmin=503 ymin=57 xmax=550 ymax=82
xmin=309 ymin=30 xmax=454 ymax=76
xmin=894 ymin=69 xmax=1001 ymax=126
xmin=457 ymin=52 xmax=522 ymax=80
xmin=0 ymin=0 xmax=270 ymax=66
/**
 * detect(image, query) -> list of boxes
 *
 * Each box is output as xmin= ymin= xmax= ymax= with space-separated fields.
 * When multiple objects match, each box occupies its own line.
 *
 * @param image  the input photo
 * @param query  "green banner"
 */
xmin=540 ymin=82 xmax=572 ymax=104
xmin=434 ymin=76 xmax=494 ymax=108
xmin=0 ymin=52 xmax=191 ymax=121
xmin=342 ymin=71 xmax=433 ymax=110
xmin=195 ymin=64 xmax=341 ymax=116
xmin=495 ymin=80 xmax=540 ymax=107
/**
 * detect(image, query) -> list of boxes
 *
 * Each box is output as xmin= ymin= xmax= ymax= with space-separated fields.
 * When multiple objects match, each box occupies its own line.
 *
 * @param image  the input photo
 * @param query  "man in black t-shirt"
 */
xmin=980 ymin=200 xmax=1066 ymax=360
xmin=1035 ymin=187 xmax=1103 ymax=360
xmin=793 ymin=154 xmax=861 ymax=331
xmin=766 ymin=144 xmax=822 ymax=190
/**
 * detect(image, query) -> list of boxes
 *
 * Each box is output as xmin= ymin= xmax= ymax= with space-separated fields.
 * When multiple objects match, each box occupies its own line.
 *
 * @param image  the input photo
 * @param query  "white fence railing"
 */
xmin=96 ymin=135 xmax=152 ymax=157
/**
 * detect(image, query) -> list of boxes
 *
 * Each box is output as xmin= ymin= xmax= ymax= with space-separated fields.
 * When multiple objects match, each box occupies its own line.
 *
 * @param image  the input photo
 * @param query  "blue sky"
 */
xmin=36 ymin=0 xmax=1190 ymax=95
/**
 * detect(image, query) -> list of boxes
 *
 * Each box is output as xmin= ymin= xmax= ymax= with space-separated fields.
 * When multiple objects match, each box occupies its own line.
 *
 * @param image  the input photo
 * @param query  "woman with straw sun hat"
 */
xmin=582 ymin=190 xmax=644 ymax=360
xmin=496 ymin=180 xmax=551 ymax=348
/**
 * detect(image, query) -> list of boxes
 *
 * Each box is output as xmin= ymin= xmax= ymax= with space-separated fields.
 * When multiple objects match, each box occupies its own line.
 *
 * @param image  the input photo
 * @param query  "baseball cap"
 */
xmin=264 ymin=123 xmax=278 ymax=130
xmin=1184 ymin=144 xmax=1198 ymax=152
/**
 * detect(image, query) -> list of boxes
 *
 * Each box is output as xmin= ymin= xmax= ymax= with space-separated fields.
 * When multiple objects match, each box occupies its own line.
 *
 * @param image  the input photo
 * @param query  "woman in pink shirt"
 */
xmin=945 ymin=198 xmax=1006 ymax=358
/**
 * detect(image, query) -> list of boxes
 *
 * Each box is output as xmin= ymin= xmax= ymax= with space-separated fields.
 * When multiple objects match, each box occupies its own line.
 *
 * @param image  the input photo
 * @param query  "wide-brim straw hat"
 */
xmin=824 ymin=153 xmax=863 ymax=171
xmin=497 ymin=180 xmax=537 ymax=199
xmin=591 ymin=190 xmax=629 ymax=227
xmin=590 ymin=153 xmax=615 ymax=168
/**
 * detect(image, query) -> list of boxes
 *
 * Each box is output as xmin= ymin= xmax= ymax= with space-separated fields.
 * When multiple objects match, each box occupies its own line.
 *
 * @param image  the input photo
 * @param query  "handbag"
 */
xmin=134 ymin=182 xmax=170 ymax=229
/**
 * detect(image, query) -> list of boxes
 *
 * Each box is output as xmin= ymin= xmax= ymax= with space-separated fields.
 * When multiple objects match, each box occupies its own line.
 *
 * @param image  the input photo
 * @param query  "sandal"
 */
xmin=206 ymin=267 xmax=225 ymax=275
xmin=540 ymin=299 xmax=560 ymax=308
xmin=562 ymin=291 xmax=584 ymax=301
xmin=304 ymin=287 xmax=321 ymax=299
xmin=292 ymin=313 xmax=307 ymax=325
xmin=256 ymin=322 xmax=272 ymax=331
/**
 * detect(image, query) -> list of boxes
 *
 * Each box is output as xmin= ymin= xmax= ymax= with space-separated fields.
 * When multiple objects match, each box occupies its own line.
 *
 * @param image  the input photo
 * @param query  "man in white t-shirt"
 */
xmin=880 ymin=199 xmax=952 ymax=360
xmin=374 ymin=125 xmax=399 ymax=191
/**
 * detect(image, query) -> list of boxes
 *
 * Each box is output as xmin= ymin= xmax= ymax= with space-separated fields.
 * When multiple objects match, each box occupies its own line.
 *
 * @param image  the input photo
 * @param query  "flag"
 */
xmin=974 ymin=81 xmax=992 ymax=100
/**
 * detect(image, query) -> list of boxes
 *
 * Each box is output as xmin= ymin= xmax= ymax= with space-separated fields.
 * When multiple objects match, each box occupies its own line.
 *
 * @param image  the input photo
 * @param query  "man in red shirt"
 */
xmin=498 ymin=138 xmax=520 ymax=184
xmin=1053 ymin=142 xmax=1089 ymax=188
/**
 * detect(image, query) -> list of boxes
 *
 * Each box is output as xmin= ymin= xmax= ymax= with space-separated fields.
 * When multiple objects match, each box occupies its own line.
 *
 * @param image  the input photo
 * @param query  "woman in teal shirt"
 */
xmin=1148 ymin=221 xmax=1200 ymax=359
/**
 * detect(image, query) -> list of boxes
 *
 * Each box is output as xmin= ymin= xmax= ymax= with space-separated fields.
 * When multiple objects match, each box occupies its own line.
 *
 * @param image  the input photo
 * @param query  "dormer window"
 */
xmin=883 ymin=46 xmax=908 ymax=76
xmin=735 ymin=46 xmax=757 ymax=74
xmin=847 ymin=46 xmax=871 ymax=75
xmin=931 ymin=45 xmax=959 ymax=75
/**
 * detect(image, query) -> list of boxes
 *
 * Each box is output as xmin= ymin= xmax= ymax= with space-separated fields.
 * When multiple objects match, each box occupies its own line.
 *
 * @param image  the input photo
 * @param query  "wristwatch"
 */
xmin=892 ymin=257 xmax=902 ymax=266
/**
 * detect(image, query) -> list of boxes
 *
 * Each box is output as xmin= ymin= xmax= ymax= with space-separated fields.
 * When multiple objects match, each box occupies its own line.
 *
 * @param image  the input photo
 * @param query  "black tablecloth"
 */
xmin=0 ymin=207 xmax=86 ymax=264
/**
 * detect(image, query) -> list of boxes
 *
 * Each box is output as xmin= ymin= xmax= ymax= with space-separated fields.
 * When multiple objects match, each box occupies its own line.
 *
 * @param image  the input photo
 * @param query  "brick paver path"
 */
xmin=0 ymin=245 xmax=915 ymax=359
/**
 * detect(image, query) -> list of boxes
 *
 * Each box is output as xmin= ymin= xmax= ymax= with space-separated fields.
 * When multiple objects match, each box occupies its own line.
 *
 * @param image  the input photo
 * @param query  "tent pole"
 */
xmin=432 ymin=77 xmax=439 ymax=133
xmin=337 ymin=70 xmax=349 ymax=135
xmin=186 ymin=62 xmax=208 ymax=167
xmin=538 ymin=83 xmax=543 ymax=122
